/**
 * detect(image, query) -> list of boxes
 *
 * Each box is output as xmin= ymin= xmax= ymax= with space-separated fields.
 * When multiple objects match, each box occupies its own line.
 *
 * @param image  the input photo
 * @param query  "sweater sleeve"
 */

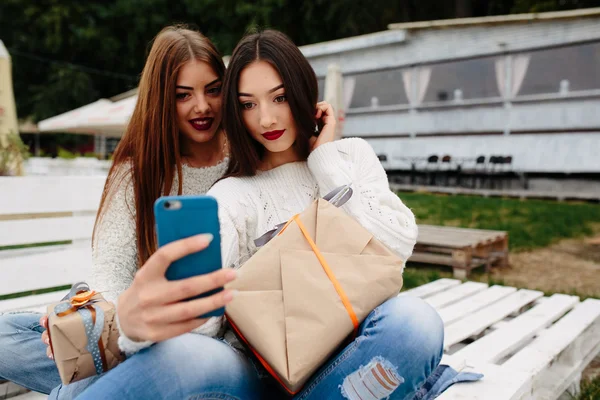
xmin=89 ymin=164 xmax=138 ymax=305
xmin=306 ymin=138 xmax=418 ymax=264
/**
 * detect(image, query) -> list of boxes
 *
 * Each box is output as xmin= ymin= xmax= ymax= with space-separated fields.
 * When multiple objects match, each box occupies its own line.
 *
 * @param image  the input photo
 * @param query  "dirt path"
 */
xmin=489 ymin=236 xmax=600 ymax=299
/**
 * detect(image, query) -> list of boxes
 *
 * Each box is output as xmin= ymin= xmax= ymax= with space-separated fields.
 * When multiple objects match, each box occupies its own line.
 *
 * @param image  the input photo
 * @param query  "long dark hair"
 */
xmin=94 ymin=25 xmax=225 ymax=267
xmin=222 ymin=29 xmax=318 ymax=178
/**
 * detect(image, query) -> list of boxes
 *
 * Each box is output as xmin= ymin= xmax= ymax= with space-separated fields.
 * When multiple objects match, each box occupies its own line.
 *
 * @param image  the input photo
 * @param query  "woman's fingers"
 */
xmin=41 ymin=329 xmax=49 ymax=345
xmin=143 ymin=288 xmax=236 ymax=326
xmin=41 ymin=330 xmax=53 ymax=359
xmin=159 ymin=268 xmax=237 ymax=305
xmin=144 ymin=317 xmax=214 ymax=343
xmin=137 ymin=234 xmax=214 ymax=282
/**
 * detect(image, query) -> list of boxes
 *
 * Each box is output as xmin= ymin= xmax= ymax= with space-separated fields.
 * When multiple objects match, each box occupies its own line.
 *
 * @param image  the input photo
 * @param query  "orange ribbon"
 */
xmin=279 ymin=214 xmax=360 ymax=334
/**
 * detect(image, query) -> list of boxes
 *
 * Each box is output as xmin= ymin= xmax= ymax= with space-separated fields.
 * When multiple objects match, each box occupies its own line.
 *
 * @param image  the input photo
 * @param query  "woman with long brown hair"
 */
xmin=0 ymin=25 xmax=236 ymax=399
xmin=77 ymin=30 xmax=447 ymax=400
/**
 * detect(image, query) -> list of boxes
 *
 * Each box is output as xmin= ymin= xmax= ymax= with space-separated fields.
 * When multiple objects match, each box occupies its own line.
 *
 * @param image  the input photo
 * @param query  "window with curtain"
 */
xmin=423 ymin=57 xmax=500 ymax=103
xmin=518 ymin=41 xmax=600 ymax=96
xmin=347 ymin=69 xmax=409 ymax=109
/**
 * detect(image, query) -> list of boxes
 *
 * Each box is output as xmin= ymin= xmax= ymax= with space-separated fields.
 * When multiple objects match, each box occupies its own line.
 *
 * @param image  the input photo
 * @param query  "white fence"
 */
xmin=24 ymin=157 xmax=111 ymax=176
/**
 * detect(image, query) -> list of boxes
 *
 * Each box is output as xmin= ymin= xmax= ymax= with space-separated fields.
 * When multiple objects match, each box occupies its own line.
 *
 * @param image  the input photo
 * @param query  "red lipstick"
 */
xmin=262 ymin=129 xmax=285 ymax=141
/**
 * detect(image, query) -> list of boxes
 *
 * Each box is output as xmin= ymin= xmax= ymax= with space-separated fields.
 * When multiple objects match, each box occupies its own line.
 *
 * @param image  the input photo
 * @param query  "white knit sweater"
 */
xmin=117 ymin=138 xmax=419 ymax=355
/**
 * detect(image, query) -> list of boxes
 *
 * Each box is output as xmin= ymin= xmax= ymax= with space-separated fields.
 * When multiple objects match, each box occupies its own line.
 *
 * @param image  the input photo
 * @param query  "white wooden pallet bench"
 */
xmin=0 ymin=176 xmax=105 ymax=400
xmin=401 ymin=279 xmax=600 ymax=400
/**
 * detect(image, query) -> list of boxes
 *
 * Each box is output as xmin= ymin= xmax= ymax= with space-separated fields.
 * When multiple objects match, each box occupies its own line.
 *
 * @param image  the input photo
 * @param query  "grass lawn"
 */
xmin=401 ymin=192 xmax=600 ymax=251
xmin=398 ymin=192 xmax=600 ymax=294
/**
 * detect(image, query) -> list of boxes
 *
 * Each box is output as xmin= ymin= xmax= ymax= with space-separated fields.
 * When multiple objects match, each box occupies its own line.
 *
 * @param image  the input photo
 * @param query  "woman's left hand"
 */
xmin=310 ymin=101 xmax=337 ymax=151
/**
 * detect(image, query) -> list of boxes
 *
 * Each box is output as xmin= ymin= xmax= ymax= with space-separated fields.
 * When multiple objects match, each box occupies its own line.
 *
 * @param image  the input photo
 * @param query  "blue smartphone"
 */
xmin=154 ymin=195 xmax=224 ymax=318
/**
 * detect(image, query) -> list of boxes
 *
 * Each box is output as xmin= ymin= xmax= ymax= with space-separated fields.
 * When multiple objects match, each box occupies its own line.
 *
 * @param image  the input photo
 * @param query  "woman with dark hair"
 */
xmin=80 ymin=30 xmax=445 ymax=400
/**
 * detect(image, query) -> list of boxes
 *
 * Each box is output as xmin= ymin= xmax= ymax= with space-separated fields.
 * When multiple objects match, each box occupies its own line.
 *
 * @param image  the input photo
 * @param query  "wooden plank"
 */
xmin=416 ymin=235 xmax=480 ymax=249
xmin=0 ymin=177 xmax=105 ymax=215
xmin=438 ymin=285 xmax=516 ymax=325
xmin=0 ymin=381 xmax=28 ymax=399
xmin=451 ymin=294 xmax=579 ymax=364
xmin=398 ymin=278 xmax=460 ymax=299
xmin=444 ymin=289 xmax=543 ymax=349
xmin=417 ymin=225 xmax=507 ymax=247
xmin=0 ymin=290 xmax=70 ymax=314
xmin=418 ymin=230 xmax=506 ymax=245
xmin=9 ymin=392 xmax=46 ymax=400
xmin=0 ymin=216 xmax=95 ymax=247
xmin=502 ymin=299 xmax=600 ymax=400
xmin=419 ymin=224 xmax=507 ymax=237
xmin=0 ymin=245 xmax=91 ymax=296
xmin=409 ymin=252 xmax=455 ymax=266
xmin=426 ymin=281 xmax=488 ymax=309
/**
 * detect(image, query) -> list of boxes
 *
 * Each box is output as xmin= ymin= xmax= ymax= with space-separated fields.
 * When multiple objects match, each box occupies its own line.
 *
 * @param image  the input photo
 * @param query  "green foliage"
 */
xmin=576 ymin=376 xmax=600 ymax=400
xmin=0 ymin=133 xmax=30 ymax=176
xmin=57 ymin=146 xmax=80 ymax=159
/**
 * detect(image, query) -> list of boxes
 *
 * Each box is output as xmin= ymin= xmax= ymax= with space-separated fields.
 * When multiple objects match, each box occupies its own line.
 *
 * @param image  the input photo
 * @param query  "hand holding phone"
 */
xmin=116 ymin=195 xmax=236 ymax=344
xmin=155 ymin=195 xmax=225 ymax=319
xmin=117 ymin=234 xmax=236 ymax=343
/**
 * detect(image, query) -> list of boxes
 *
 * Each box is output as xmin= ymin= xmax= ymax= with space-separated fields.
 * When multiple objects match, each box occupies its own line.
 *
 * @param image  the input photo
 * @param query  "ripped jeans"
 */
xmin=77 ymin=296 xmax=444 ymax=400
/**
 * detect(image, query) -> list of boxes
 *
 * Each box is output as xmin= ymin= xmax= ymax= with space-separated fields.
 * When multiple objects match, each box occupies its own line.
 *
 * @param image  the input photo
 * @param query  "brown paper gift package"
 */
xmin=47 ymin=292 xmax=125 ymax=385
xmin=225 ymin=198 xmax=404 ymax=395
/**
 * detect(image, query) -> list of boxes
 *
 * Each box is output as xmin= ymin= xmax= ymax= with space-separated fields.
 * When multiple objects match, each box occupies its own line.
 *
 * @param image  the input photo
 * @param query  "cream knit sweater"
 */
xmin=115 ymin=138 xmax=419 ymax=354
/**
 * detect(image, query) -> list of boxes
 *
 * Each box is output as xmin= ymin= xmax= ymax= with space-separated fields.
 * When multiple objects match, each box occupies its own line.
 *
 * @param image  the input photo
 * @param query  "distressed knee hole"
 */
xmin=340 ymin=356 xmax=404 ymax=400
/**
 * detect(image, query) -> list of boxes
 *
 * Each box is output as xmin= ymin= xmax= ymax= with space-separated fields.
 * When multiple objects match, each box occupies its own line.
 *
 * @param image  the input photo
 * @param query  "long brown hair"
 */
xmin=222 ymin=30 xmax=319 ymax=178
xmin=93 ymin=25 xmax=225 ymax=267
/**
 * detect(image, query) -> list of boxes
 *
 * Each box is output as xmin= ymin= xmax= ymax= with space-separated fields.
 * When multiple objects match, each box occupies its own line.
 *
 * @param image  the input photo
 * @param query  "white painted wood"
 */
xmin=0 ymin=216 xmax=95 ymax=247
xmin=444 ymin=289 xmax=543 ymax=349
xmin=502 ymin=299 xmax=600 ymax=400
xmin=9 ymin=392 xmax=45 ymax=400
xmin=438 ymin=285 xmax=516 ymax=326
xmin=451 ymin=294 xmax=579 ymax=364
xmin=0 ymin=245 xmax=91 ymax=297
xmin=0 ymin=381 xmax=28 ymax=399
xmin=398 ymin=278 xmax=460 ymax=299
xmin=0 ymin=291 xmax=70 ymax=314
xmin=0 ymin=177 xmax=105 ymax=215
xmin=0 ymin=244 xmax=74 ymax=261
xmin=436 ymin=358 xmax=523 ymax=400
xmin=426 ymin=281 xmax=488 ymax=309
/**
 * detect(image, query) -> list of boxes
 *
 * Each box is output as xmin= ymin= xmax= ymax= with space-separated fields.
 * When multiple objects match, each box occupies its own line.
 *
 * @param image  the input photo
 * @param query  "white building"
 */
xmin=301 ymin=8 xmax=600 ymax=179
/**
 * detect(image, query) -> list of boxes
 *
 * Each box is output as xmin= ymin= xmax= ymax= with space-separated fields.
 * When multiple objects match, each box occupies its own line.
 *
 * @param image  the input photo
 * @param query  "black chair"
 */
xmin=488 ymin=155 xmax=505 ymax=189
xmin=441 ymin=155 xmax=452 ymax=186
xmin=425 ymin=155 xmax=439 ymax=186
xmin=469 ymin=155 xmax=486 ymax=188
xmin=501 ymin=156 xmax=513 ymax=189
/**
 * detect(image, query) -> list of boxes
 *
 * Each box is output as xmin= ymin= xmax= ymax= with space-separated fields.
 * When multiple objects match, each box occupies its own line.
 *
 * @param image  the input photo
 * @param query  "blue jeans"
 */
xmin=0 ymin=311 xmax=98 ymax=399
xmin=77 ymin=296 xmax=444 ymax=400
